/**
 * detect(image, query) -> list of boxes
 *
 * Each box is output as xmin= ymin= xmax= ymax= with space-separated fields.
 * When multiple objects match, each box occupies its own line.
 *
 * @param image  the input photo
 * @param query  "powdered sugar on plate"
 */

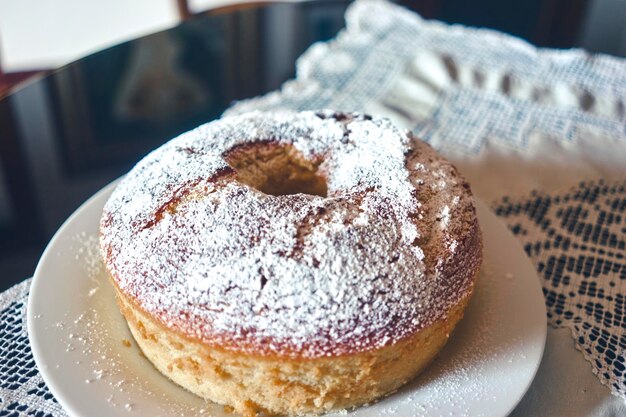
xmin=43 ymin=231 xmax=216 ymax=416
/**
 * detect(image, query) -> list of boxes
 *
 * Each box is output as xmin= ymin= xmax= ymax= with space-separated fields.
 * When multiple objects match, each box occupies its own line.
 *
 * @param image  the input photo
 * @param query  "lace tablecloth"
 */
xmin=2 ymin=0 xmax=626 ymax=415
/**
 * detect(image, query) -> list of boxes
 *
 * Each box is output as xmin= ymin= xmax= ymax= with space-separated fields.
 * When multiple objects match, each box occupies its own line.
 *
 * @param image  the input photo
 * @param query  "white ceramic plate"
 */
xmin=28 ymin=181 xmax=547 ymax=417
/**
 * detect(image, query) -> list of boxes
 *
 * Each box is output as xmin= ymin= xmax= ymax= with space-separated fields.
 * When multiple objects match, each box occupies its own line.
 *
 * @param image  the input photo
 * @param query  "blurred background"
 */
xmin=1 ymin=0 xmax=626 ymax=92
xmin=0 ymin=0 xmax=625 ymax=290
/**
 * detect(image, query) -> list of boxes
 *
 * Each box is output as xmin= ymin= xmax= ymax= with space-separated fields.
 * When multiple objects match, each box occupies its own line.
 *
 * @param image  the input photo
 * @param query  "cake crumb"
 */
xmin=122 ymin=339 xmax=132 ymax=348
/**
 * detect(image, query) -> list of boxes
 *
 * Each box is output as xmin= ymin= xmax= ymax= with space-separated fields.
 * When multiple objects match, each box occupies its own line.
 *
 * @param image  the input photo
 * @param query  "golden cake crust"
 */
xmin=112 ymin=278 xmax=475 ymax=416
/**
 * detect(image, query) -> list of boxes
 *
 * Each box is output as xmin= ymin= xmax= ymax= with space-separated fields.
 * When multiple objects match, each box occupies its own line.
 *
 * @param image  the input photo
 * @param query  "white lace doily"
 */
xmin=0 ymin=280 xmax=66 ymax=416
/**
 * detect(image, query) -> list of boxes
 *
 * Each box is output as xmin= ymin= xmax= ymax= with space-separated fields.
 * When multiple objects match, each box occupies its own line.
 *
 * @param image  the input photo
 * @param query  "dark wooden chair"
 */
xmin=397 ymin=0 xmax=589 ymax=48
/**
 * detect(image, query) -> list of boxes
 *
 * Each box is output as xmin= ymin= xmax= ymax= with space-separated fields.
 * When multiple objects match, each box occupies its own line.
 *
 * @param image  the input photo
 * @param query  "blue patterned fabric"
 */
xmin=0 ymin=282 xmax=65 ymax=416
xmin=494 ymin=180 xmax=626 ymax=395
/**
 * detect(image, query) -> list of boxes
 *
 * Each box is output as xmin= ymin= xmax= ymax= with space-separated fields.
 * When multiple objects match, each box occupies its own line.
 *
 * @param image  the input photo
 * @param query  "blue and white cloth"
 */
xmin=2 ymin=0 xmax=626 ymax=415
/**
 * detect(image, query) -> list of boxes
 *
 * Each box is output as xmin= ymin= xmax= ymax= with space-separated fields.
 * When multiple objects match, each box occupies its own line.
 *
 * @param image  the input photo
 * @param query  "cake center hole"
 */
xmin=224 ymin=142 xmax=328 ymax=197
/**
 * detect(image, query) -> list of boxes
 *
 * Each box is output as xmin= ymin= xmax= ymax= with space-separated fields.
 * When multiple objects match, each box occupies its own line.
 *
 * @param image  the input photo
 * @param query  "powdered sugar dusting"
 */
xmin=100 ymin=110 xmax=475 ymax=358
xmin=55 ymin=232 xmax=214 ymax=416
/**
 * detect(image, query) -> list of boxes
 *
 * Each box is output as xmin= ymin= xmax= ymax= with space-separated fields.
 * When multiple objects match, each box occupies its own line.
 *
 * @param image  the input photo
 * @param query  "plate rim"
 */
xmin=27 ymin=181 xmax=120 ymax=417
xmin=486 ymin=196 xmax=547 ymax=416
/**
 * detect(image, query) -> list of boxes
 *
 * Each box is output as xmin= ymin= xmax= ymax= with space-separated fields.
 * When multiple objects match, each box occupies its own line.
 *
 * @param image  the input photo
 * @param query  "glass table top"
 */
xmin=0 ymin=0 xmax=350 ymax=290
